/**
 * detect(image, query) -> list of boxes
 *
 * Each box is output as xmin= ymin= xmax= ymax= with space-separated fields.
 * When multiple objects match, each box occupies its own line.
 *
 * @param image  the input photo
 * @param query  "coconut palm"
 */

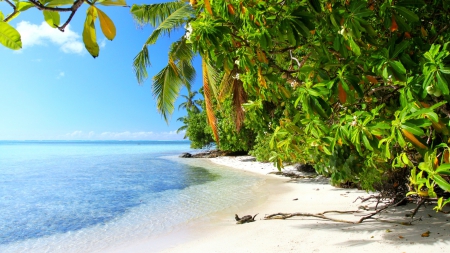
xmin=131 ymin=0 xmax=195 ymax=120
xmin=131 ymin=0 xmax=220 ymax=143
xmin=178 ymin=90 xmax=201 ymax=113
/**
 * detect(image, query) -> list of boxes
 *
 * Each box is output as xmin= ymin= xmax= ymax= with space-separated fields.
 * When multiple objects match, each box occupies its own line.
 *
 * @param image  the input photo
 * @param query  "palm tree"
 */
xmin=178 ymin=90 xmax=201 ymax=113
xmin=131 ymin=0 xmax=220 ymax=143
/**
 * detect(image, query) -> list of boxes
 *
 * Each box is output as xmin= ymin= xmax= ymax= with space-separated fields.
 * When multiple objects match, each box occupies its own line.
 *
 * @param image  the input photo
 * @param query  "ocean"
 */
xmin=0 ymin=141 xmax=265 ymax=252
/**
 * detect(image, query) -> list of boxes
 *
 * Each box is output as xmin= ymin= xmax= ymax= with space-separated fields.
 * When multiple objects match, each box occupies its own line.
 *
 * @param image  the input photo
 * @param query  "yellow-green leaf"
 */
xmin=46 ymin=0 xmax=74 ymax=7
xmin=43 ymin=10 xmax=60 ymax=28
xmin=0 ymin=21 xmax=22 ymax=50
xmin=17 ymin=2 xmax=35 ymax=11
xmin=83 ymin=7 xmax=99 ymax=58
xmin=95 ymin=7 xmax=116 ymax=40
xmin=97 ymin=0 xmax=127 ymax=6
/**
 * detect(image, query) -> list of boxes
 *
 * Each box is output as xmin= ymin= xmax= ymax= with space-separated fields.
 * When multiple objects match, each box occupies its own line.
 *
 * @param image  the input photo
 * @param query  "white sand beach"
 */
xmin=160 ymin=156 xmax=450 ymax=253
xmin=108 ymin=155 xmax=450 ymax=253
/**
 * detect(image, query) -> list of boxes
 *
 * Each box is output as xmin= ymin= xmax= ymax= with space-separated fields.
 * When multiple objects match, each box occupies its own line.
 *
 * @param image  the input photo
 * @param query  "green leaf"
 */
xmin=406 ymin=119 xmax=432 ymax=128
xmin=43 ymin=10 xmax=60 ymax=28
xmin=434 ymin=174 xmax=450 ymax=192
xmin=308 ymin=0 xmax=321 ymax=13
xmin=83 ymin=7 xmax=99 ymax=58
xmin=401 ymin=122 xmax=425 ymax=136
xmin=389 ymin=61 xmax=407 ymax=81
xmin=0 ymin=21 xmax=22 ymax=50
xmin=393 ymin=6 xmax=419 ymax=23
xmin=440 ymin=67 xmax=450 ymax=74
xmin=436 ymin=164 xmax=450 ymax=176
xmin=46 ymin=0 xmax=74 ymax=7
xmin=97 ymin=0 xmax=127 ymax=6
xmin=397 ymin=129 xmax=407 ymax=148
xmin=391 ymin=40 xmax=409 ymax=59
xmin=16 ymin=2 xmax=35 ymax=11
xmin=362 ymin=133 xmax=373 ymax=151
xmin=348 ymin=37 xmax=361 ymax=56
xmin=436 ymin=71 xmax=450 ymax=95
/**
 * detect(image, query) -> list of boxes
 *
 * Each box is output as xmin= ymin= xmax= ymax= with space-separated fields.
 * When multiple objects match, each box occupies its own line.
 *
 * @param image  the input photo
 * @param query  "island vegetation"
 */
xmin=2 ymin=0 xmax=450 ymax=212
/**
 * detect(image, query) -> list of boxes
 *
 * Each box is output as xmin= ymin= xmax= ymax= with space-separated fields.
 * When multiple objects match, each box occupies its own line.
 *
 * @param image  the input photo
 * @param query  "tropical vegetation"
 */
xmin=3 ymin=0 xmax=450 ymax=211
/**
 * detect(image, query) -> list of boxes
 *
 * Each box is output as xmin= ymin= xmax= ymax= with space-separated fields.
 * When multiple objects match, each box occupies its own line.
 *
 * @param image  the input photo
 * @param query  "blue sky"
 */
xmin=0 ymin=0 xmax=201 ymax=140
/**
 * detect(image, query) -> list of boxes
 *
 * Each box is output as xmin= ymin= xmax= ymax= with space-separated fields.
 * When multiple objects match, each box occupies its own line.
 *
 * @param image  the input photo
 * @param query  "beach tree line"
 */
xmin=3 ymin=0 xmax=450 ymax=211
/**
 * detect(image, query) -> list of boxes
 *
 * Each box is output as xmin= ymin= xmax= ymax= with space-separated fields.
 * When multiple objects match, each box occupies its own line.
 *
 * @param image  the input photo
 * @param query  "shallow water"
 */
xmin=0 ymin=141 xmax=264 ymax=252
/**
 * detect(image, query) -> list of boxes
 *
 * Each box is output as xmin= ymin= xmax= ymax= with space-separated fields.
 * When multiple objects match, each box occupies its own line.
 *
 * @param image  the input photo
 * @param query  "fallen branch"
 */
xmin=264 ymin=210 xmax=359 ymax=224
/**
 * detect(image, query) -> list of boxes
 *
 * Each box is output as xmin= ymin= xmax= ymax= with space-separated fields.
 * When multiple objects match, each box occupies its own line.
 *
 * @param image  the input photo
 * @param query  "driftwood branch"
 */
xmin=265 ymin=211 xmax=358 ymax=224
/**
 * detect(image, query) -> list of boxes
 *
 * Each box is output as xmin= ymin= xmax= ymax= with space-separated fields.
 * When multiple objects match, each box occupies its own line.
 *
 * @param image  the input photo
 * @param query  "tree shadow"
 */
xmin=287 ymin=203 xmax=450 ymax=247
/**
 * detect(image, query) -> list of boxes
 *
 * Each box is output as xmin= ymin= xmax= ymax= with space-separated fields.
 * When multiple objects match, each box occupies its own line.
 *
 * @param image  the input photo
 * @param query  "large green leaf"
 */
xmin=401 ymin=122 xmax=425 ymax=136
xmin=43 ymin=10 xmax=60 ymax=28
xmin=436 ymin=71 xmax=450 ymax=95
xmin=16 ymin=2 xmax=35 ymax=11
xmin=393 ymin=6 xmax=419 ymax=23
xmin=0 ymin=21 xmax=22 ymax=50
xmin=434 ymin=174 xmax=450 ymax=192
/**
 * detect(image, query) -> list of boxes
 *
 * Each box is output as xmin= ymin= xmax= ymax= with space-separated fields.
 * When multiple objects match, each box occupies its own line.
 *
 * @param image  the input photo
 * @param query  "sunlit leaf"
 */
xmin=46 ymin=0 xmax=74 ymax=7
xmin=96 ymin=7 xmax=116 ymax=40
xmin=82 ymin=6 xmax=99 ymax=58
xmin=97 ymin=0 xmax=127 ymax=6
xmin=43 ymin=10 xmax=60 ymax=28
xmin=0 ymin=21 xmax=22 ymax=50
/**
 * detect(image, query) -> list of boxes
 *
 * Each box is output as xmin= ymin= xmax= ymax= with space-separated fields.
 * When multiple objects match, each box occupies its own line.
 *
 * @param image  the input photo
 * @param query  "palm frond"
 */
xmin=232 ymin=79 xmax=247 ymax=132
xmin=170 ymin=37 xmax=194 ymax=62
xmin=177 ymin=59 xmax=196 ymax=90
xmin=152 ymin=62 xmax=184 ymax=122
xmin=130 ymin=1 xmax=187 ymax=27
xmin=133 ymin=4 xmax=194 ymax=84
xmin=133 ymin=45 xmax=151 ymax=84
xmin=204 ymin=58 xmax=220 ymax=99
xmin=176 ymin=125 xmax=188 ymax=133
xmin=202 ymin=59 xmax=219 ymax=145
xmin=144 ymin=4 xmax=194 ymax=45
xmin=218 ymin=67 xmax=237 ymax=102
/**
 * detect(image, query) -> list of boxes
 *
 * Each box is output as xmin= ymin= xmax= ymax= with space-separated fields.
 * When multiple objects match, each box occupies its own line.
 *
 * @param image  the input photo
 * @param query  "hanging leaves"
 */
xmin=202 ymin=59 xmax=219 ymax=144
xmin=83 ymin=6 xmax=99 ymax=58
xmin=96 ymin=7 xmax=116 ymax=40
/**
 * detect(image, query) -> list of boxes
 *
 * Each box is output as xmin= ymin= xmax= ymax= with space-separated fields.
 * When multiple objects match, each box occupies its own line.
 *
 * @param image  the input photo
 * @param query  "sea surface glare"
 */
xmin=0 ymin=141 xmax=264 ymax=252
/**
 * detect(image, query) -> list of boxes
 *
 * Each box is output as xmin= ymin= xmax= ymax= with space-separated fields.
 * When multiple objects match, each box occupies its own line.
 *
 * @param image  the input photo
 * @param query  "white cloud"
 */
xmin=99 ymin=38 xmax=106 ymax=48
xmin=64 ymin=130 xmax=185 ymax=140
xmin=57 ymin=71 xmax=65 ymax=79
xmin=16 ymin=21 xmax=84 ymax=54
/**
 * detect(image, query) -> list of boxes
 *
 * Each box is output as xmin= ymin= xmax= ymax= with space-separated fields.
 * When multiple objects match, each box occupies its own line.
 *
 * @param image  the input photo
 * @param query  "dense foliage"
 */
xmin=135 ymin=0 xmax=450 ymax=211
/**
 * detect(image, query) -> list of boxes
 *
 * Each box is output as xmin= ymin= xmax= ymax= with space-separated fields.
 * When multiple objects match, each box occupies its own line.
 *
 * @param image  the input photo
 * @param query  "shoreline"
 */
xmin=162 ymin=155 xmax=450 ymax=252
xmin=105 ymin=155 xmax=450 ymax=253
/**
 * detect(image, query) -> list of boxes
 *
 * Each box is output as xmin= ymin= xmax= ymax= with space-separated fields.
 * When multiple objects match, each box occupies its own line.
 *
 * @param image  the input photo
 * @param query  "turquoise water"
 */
xmin=0 ymin=141 xmax=263 ymax=252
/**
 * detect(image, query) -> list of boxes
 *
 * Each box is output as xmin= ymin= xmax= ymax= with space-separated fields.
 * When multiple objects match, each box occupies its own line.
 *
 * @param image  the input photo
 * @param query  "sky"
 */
xmin=0 ymin=0 xmax=202 ymax=140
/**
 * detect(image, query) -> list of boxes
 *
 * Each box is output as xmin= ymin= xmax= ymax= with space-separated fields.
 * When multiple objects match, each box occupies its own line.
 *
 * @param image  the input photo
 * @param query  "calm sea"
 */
xmin=0 ymin=141 xmax=264 ymax=252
